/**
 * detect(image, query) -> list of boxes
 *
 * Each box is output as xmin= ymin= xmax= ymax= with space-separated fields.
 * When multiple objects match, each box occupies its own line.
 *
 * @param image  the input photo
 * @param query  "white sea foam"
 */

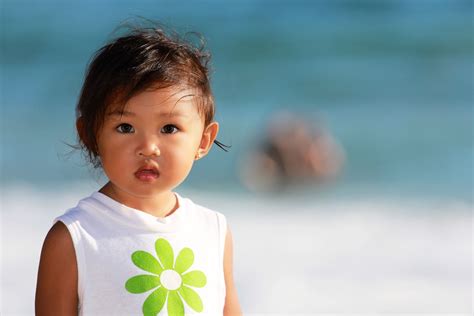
xmin=1 ymin=184 xmax=472 ymax=315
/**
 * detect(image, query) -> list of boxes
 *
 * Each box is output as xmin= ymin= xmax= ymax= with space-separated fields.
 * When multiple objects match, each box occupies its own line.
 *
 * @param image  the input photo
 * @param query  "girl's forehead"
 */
xmin=110 ymin=86 xmax=198 ymax=111
xmin=107 ymin=86 xmax=202 ymax=119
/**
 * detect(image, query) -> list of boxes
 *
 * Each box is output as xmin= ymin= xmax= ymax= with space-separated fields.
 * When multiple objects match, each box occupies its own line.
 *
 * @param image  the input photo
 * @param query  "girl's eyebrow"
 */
xmin=107 ymin=109 xmax=190 ymax=118
xmin=107 ymin=110 xmax=135 ymax=117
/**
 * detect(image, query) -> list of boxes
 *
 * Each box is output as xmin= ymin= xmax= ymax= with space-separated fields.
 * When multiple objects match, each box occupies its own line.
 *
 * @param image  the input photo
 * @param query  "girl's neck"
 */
xmin=99 ymin=182 xmax=178 ymax=218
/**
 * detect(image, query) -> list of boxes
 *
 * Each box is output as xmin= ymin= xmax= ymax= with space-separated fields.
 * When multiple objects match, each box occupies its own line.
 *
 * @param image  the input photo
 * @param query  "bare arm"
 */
xmin=35 ymin=221 xmax=78 ymax=316
xmin=223 ymin=226 xmax=242 ymax=316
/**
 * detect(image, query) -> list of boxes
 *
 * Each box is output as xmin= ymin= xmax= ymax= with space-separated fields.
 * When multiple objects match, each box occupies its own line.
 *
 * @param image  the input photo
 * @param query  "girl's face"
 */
xmin=96 ymin=86 xmax=217 ymax=206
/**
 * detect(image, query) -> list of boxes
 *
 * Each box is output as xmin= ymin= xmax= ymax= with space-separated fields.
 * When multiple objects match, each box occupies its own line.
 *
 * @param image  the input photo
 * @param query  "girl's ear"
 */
xmin=195 ymin=122 xmax=219 ymax=160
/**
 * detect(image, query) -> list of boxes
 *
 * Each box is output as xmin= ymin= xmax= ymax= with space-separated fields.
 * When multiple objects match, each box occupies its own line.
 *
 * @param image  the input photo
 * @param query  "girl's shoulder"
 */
xmin=54 ymin=193 xmax=100 ymax=224
xmin=178 ymin=193 xmax=227 ymax=223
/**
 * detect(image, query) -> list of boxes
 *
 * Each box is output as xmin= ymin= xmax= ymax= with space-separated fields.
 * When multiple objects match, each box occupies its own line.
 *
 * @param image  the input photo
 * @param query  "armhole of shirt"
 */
xmin=54 ymin=214 xmax=86 ymax=311
xmin=215 ymin=212 xmax=227 ymax=267
xmin=215 ymin=211 xmax=227 ymax=302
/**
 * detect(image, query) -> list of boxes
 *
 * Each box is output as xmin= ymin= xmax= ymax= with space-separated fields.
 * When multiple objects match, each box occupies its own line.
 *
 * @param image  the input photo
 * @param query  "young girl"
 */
xmin=35 ymin=25 xmax=241 ymax=316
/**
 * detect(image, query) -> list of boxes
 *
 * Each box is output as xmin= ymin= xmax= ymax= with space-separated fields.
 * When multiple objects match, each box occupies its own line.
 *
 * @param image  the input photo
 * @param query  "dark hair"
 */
xmin=76 ymin=24 xmax=227 ymax=168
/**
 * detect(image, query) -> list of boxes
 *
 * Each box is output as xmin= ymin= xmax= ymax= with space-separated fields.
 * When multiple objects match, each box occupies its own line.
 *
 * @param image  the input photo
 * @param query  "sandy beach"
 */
xmin=1 ymin=185 xmax=471 ymax=315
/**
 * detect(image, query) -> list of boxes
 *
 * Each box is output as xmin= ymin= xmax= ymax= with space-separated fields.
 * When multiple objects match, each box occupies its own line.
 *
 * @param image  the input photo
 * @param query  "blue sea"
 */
xmin=1 ymin=1 xmax=472 ymax=314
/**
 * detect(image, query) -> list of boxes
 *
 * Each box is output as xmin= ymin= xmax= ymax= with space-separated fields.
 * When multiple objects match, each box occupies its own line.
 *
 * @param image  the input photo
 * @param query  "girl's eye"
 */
xmin=161 ymin=124 xmax=179 ymax=134
xmin=116 ymin=123 xmax=135 ymax=133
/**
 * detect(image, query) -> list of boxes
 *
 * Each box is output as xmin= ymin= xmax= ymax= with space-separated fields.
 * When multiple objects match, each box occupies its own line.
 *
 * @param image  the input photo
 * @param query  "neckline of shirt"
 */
xmin=86 ymin=191 xmax=187 ymax=232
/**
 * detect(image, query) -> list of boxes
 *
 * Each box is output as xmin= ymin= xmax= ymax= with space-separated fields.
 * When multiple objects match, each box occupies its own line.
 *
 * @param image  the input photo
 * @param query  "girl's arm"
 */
xmin=223 ymin=226 xmax=242 ymax=316
xmin=35 ymin=222 xmax=78 ymax=316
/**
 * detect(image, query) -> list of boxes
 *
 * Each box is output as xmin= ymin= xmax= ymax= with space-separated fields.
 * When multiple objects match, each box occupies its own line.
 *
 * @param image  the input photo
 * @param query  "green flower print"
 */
xmin=125 ymin=238 xmax=207 ymax=316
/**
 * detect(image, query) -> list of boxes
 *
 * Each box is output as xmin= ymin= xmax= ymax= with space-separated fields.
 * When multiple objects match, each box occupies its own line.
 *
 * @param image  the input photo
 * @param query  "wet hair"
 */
xmin=76 ymin=23 xmax=228 ymax=168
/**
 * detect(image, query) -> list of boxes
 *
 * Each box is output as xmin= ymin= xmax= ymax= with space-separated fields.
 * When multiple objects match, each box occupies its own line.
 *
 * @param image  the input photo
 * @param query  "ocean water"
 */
xmin=1 ymin=0 xmax=472 ymax=199
xmin=1 ymin=0 xmax=473 ymax=314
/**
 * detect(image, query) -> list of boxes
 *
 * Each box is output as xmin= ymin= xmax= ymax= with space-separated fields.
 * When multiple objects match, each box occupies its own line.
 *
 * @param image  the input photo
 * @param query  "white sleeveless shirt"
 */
xmin=55 ymin=192 xmax=227 ymax=316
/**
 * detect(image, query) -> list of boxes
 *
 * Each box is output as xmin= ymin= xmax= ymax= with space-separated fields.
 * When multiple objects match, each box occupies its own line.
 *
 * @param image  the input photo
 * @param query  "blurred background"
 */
xmin=1 ymin=0 xmax=472 ymax=314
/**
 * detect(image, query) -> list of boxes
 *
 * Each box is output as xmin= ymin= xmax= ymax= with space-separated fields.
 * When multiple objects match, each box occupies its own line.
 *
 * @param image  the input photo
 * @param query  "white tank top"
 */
xmin=55 ymin=192 xmax=227 ymax=316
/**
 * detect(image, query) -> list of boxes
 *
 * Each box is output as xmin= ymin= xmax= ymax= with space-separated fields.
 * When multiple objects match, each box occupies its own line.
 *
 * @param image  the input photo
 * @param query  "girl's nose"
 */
xmin=137 ymin=136 xmax=160 ymax=157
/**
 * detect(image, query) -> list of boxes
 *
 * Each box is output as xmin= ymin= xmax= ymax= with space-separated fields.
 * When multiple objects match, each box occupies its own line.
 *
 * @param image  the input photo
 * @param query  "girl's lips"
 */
xmin=135 ymin=169 xmax=159 ymax=182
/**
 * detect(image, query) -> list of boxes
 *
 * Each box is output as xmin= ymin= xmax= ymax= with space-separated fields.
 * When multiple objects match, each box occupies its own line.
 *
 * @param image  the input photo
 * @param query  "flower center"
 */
xmin=160 ymin=269 xmax=182 ymax=290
